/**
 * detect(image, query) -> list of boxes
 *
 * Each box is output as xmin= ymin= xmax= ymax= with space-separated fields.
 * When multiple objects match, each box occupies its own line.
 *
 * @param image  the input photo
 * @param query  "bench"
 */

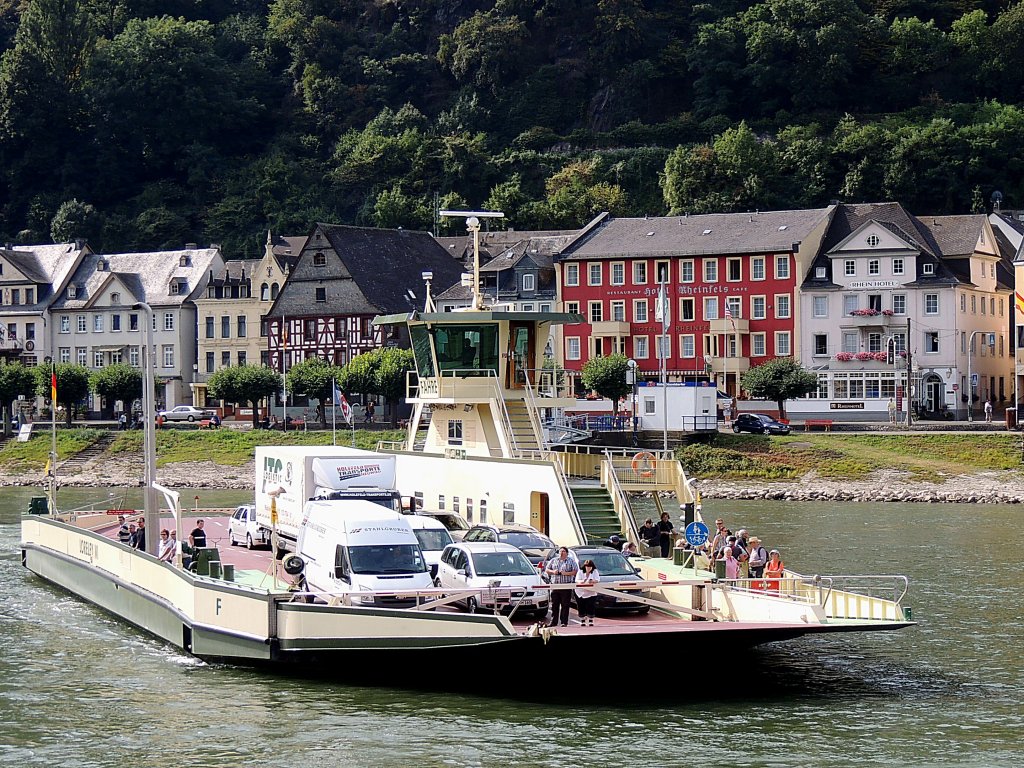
xmin=199 ymin=419 xmax=212 ymax=429
xmin=804 ymin=419 xmax=833 ymax=432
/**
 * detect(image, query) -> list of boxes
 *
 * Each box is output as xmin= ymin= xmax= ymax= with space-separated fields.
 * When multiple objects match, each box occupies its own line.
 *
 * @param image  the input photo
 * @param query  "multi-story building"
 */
xmin=50 ymin=246 xmax=223 ymax=414
xmin=264 ymin=223 xmax=464 ymax=371
xmin=191 ymin=232 xmax=303 ymax=407
xmin=0 ymin=241 xmax=90 ymax=368
xmin=554 ymin=209 xmax=833 ymax=396
xmin=800 ymin=203 xmax=1014 ymax=419
xmin=988 ymin=210 xmax=1024 ymax=411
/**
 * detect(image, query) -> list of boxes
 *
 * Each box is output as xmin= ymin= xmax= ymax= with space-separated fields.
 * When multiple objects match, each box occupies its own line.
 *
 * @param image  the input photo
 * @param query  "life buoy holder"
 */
xmin=631 ymin=451 xmax=657 ymax=477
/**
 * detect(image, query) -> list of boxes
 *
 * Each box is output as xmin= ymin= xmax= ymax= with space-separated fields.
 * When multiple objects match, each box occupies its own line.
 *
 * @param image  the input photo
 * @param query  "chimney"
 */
xmin=185 ymin=242 xmax=198 ymax=250
xmin=75 ymin=238 xmax=85 ymax=250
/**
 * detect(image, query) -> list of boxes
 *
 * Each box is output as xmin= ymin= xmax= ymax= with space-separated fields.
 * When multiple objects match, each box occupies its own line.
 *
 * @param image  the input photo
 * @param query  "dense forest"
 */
xmin=1 ymin=0 xmax=1023 ymax=258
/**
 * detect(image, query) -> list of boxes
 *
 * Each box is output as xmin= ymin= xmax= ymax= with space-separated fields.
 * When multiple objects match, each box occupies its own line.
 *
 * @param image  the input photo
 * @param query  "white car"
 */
xmin=435 ymin=542 xmax=548 ymax=618
xmin=228 ymin=504 xmax=268 ymax=549
xmin=159 ymin=405 xmax=210 ymax=422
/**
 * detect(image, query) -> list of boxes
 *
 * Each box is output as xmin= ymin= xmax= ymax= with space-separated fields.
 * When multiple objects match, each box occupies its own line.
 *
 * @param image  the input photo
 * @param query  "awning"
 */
xmin=93 ymin=345 xmax=127 ymax=352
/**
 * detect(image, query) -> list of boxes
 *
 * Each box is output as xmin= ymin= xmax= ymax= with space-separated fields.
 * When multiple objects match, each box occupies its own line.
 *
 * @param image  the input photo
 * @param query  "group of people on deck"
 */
xmin=116 ymin=515 xmax=209 ymax=569
xmin=702 ymin=518 xmax=785 ymax=590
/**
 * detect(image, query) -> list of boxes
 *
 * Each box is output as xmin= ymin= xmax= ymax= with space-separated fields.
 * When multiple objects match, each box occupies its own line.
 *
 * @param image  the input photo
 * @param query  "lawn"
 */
xmin=677 ymin=432 xmax=1024 ymax=482
xmin=0 ymin=429 xmax=107 ymax=470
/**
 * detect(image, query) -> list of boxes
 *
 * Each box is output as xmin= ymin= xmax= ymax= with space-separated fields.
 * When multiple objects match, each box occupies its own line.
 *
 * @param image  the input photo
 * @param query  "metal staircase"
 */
xmin=504 ymin=399 xmax=542 ymax=454
xmin=569 ymin=485 xmax=622 ymax=544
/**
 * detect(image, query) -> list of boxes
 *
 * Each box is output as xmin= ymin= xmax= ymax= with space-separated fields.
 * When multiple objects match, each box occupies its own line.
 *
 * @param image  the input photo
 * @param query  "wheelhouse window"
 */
xmin=432 ymin=324 xmax=499 ymax=374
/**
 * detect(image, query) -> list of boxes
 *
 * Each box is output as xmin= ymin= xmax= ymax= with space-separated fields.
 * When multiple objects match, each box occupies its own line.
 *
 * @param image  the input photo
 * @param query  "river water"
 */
xmin=1 ymin=488 xmax=1020 ymax=767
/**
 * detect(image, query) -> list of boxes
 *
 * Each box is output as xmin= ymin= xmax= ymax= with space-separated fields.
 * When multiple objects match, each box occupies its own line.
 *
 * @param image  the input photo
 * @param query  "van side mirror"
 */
xmin=457 ymin=568 xmax=467 ymax=577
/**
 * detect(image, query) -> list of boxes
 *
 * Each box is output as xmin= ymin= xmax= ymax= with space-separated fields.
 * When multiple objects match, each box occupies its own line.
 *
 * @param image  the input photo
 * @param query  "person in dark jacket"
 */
xmin=657 ymin=512 xmax=674 ymax=558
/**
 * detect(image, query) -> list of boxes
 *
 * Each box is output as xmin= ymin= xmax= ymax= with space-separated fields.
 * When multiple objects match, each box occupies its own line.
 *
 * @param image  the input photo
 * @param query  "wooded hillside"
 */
xmin=1 ymin=0 xmax=1021 ymax=257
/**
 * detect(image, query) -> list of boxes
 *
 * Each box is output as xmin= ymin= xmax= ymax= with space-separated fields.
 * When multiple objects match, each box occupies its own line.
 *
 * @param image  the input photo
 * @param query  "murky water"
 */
xmin=1 ymin=488 xmax=1020 ymax=767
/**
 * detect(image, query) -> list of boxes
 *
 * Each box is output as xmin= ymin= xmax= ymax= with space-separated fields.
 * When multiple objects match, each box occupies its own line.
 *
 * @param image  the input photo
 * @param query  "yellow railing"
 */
xmin=607 ymin=452 xmax=677 ymax=488
xmin=601 ymin=454 xmax=640 ymax=544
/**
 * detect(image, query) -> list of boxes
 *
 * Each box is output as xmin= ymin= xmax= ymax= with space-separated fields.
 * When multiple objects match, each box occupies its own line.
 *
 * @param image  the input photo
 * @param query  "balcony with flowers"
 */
xmin=834 ymin=350 xmax=907 ymax=366
xmin=843 ymin=307 xmax=899 ymax=328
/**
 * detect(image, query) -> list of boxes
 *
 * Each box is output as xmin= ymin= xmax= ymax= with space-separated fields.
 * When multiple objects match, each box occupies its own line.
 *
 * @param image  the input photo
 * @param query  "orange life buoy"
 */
xmin=631 ymin=451 xmax=657 ymax=477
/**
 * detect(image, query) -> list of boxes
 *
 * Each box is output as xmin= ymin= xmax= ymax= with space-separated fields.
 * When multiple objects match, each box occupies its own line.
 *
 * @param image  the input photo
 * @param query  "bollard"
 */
xmin=222 ymin=563 xmax=235 ymax=582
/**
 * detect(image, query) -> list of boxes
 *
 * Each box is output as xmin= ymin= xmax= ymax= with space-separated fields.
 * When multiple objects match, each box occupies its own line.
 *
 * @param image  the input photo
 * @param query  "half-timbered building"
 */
xmin=264 ymin=224 xmax=463 ymax=370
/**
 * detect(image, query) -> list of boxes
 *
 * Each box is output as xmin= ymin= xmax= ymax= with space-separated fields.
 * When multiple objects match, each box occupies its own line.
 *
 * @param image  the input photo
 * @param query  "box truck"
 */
xmin=255 ymin=446 xmax=403 ymax=553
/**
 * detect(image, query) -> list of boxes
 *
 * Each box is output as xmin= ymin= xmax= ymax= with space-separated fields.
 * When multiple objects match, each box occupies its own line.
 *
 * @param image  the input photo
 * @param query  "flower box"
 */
xmin=850 ymin=309 xmax=881 ymax=316
xmin=835 ymin=352 xmax=854 ymax=361
xmin=854 ymin=352 xmax=874 ymax=361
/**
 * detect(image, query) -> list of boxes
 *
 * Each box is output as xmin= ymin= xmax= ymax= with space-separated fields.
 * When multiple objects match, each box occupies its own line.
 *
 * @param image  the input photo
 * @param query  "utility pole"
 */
xmin=906 ymin=317 xmax=912 ymax=428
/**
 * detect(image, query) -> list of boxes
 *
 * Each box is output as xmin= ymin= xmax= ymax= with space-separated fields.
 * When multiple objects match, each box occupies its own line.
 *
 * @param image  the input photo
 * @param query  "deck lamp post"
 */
xmin=438 ymin=209 xmax=504 ymax=309
xmin=132 ymin=301 xmax=159 ymax=556
xmin=627 ymin=358 xmax=638 ymax=447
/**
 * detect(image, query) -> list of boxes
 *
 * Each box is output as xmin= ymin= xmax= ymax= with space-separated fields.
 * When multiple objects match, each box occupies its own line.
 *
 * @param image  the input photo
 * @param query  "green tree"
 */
xmin=581 ymin=353 xmax=631 ymax=404
xmin=0 ymin=361 xmax=36 ymax=437
xmin=374 ymin=347 xmax=414 ymax=426
xmin=36 ymin=363 xmax=90 ymax=426
xmin=51 ymin=198 xmax=100 ymax=243
xmin=208 ymin=365 xmax=281 ymax=428
xmin=90 ymin=363 xmax=141 ymax=413
xmin=740 ymin=358 xmax=818 ymax=420
xmin=286 ymin=356 xmax=341 ymax=426
xmin=343 ymin=350 xmax=379 ymax=401
xmin=437 ymin=11 xmax=526 ymax=95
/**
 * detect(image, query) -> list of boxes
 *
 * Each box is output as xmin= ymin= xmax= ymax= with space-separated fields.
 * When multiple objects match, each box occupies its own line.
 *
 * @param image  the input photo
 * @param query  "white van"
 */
xmin=296 ymin=500 xmax=433 ymax=607
xmin=405 ymin=514 xmax=454 ymax=579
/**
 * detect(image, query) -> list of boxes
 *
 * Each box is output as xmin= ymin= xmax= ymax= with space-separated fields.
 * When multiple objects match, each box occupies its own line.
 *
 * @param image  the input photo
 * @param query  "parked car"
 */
xmin=732 ymin=413 xmax=791 ymax=436
xmin=462 ymin=524 xmax=557 ymax=566
xmin=545 ymin=545 xmax=652 ymax=614
xmin=405 ymin=514 xmax=454 ymax=578
xmin=228 ymin=503 xmax=268 ymax=549
xmin=159 ymin=405 xmax=210 ymax=422
xmin=409 ymin=511 xmax=472 ymax=541
xmin=435 ymin=542 xmax=548 ymax=617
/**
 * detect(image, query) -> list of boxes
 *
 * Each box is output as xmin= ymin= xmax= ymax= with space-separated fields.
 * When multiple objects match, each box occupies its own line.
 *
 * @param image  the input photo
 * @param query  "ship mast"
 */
xmin=438 ymin=210 xmax=504 ymax=309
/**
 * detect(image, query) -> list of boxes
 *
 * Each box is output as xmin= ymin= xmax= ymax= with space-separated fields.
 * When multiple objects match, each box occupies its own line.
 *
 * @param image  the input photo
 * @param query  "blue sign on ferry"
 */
xmin=684 ymin=521 xmax=709 ymax=547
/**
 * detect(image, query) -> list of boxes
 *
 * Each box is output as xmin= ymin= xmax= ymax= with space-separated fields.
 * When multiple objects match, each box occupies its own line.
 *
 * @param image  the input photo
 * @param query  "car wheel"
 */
xmin=229 ymin=531 xmax=237 ymax=546
xmin=732 ymin=424 xmax=741 ymax=433
xmin=246 ymin=534 xmax=254 ymax=550
xmin=466 ymin=596 xmax=479 ymax=614
xmin=636 ymin=605 xmax=651 ymax=615
xmin=187 ymin=415 xmax=195 ymax=422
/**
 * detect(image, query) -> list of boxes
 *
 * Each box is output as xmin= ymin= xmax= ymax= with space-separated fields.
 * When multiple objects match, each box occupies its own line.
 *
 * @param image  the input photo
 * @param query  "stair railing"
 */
xmin=601 ymin=451 xmax=640 ymax=543
xmin=483 ymin=371 xmax=520 ymax=457
xmin=520 ymin=369 xmax=548 ymax=450
xmin=542 ymin=449 xmax=587 ymax=545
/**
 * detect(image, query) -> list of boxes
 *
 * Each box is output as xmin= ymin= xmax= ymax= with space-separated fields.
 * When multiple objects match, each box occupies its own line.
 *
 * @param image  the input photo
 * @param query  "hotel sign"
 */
xmin=830 ymin=402 xmax=865 ymax=409
xmin=849 ymin=280 xmax=899 ymax=289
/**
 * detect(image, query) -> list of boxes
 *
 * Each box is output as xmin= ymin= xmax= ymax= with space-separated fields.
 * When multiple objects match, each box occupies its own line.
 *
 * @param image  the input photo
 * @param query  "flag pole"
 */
xmin=50 ymin=363 xmax=58 ymax=513
xmin=331 ymin=378 xmax=337 ymax=446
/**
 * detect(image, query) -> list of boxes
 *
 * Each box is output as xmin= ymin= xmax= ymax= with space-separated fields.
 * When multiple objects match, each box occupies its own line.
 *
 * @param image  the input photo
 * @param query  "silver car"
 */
xmin=159 ymin=405 xmax=210 ymax=422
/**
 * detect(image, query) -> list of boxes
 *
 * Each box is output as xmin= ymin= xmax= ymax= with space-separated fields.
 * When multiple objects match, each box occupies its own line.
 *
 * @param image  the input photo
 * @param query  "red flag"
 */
xmin=51 ymin=370 xmax=57 ymax=403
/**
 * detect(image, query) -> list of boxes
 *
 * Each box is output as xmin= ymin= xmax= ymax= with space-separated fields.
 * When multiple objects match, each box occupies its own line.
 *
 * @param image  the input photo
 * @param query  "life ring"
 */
xmin=631 ymin=451 xmax=657 ymax=477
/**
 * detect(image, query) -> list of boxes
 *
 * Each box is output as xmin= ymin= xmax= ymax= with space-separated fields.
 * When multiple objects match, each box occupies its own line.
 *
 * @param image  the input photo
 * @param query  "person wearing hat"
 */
xmin=603 ymin=534 xmax=623 ymax=551
xmin=748 ymin=537 xmax=768 ymax=579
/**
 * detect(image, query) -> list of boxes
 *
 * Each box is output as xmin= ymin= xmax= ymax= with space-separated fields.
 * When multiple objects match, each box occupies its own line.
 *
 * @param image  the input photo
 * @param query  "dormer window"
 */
xmin=68 ymin=285 xmax=78 ymax=299
xmin=866 ymin=234 xmax=880 ymax=247
xmin=923 ymin=263 xmax=935 ymax=275
xmin=169 ymin=278 xmax=187 ymax=295
xmin=179 ymin=255 xmax=190 ymax=267
xmin=170 ymin=281 xmax=180 ymax=295
xmin=313 ymin=251 xmax=326 ymax=266
xmin=815 ymin=266 xmax=827 ymax=279
xmin=96 ymin=259 xmax=106 ymax=272
xmin=111 ymin=292 xmax=120 ymax=305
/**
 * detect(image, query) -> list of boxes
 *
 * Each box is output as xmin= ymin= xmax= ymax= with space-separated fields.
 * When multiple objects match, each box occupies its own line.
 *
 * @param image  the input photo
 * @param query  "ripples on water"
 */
xmin=1 ymin=490 xmax=1022 ymax=767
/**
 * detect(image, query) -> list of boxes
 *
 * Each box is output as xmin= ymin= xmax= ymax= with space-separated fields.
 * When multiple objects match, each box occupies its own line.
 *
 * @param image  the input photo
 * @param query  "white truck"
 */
xmin=255 ymin=446 xmax=403 ymax=553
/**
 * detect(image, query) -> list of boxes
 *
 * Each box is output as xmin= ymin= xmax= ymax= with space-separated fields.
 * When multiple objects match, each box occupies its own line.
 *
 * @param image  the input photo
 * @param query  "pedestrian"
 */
xmin=985 ymin=399 xmax=993 ymax=423
xmin=708 ymin=518 xmax=730 ymax=560
xmin=887 ymin=398 xmax=896 ymax=424
xmin=621 ymin=542 xmax=639 ymax=558
xmin=545 ymin=546 xmax=578 ymax=628
xmin=160 ymin=530 xmax=178 ymax=563
xmin=657 ymin=511 xmax=674 ymax=558
xmin=604 ymin=534 xmax=623 ymax=551
xmin=638 ymin=518 xmax=659 ymax=555
xmin=158 ymin=529 xmax=175 ymax=562
xmin=127 ymin=523 xmax=137 ymax=547
xmin=133 ymin=518 xmax=146 ymax=551
xmin=748 ymin=536 xmax=768 ymax=580
xmin=365 ymin=401 xmax=375 ymax=424
xmin=721 ymin=545 xmax=739 ymax=580
xmin=117 ymin=515 xmax=131 ymax=545
xmin=118 ymin=412 xmax=127 ymax=430
xmin=575 ymin=559 xmax=600 ymax=626
xmin=765 ymin=549 xmax=785 ymax=592
xmin=190 ymin=519 xmax=207 ymax=549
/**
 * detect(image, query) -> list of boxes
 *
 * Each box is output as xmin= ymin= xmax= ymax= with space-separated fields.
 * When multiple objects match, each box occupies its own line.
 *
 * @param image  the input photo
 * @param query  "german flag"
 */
xmin=50 ymin=369 xmax=57 ymax=403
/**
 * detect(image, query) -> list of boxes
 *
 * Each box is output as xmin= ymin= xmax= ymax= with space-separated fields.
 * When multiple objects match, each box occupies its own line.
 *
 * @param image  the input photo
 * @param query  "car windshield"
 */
xmin=756 ymin=415 xmax=773 ymax=423
xmin=471 ymin=551 xmax=537 ymax=576
xmin=414 ymin=528 xmax=453 ymax=552
xmin=347 ymin=545 xmax=426 ymax=575
xmin=431 ymin=514 xmax=470 ymax=532
xmin=501 ymin=531 xmax=555 ymax=549
xmin=582 ymin=551 xmax=637 ymax=577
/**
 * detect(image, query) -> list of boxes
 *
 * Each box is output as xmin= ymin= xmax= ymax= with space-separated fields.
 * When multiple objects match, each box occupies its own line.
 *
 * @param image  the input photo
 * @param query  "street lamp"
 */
xmin=132 ymin=301 xmax=159 ymax=556
xmin=439 ymin=210 xmax=504 ymax=309
xmin=627 ymin=358 xmax=638 ymax=447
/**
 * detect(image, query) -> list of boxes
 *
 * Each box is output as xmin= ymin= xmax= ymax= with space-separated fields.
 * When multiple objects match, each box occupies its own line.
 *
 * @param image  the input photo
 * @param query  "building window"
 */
xmin=163 ymin=345 xmax=174 ymax=368
xmin=752 ymin=257 xmax=765 ymax=281
xmin=129 ymin=314 xmax=138 ymax=331
xmin=610 ymin=300 xmax=625 ymax=322
xmin=923 ymin=263 xmax=935 ymax=275
xmin=447 ymin=419 xmax=463 ymax=445
xmin=633 ymin=300 xmax=648 ymax=323
xmin=11 ymin=289 xmax=19 ymax=305
xmin=316 ymin=287 xmax=326 ymax=303
xmin=842 ymin=332 xmax=858 ymax=354
xmin=752 ymin=333 xmax=766 ymax=357
xmin=845 ymin=260 xmax=856 ymax=276
xmin=703 ymin=259 xmax=717 ymax=282
xmin=843 ymin=295 xmax=858 ymax=316
xmin=222 ymin=351 xmax=231 ymax=367
xmin=610 ymin=263 xmax=624 ymax=286
xmin=238 ymin=351 xmax=247 ymax=366
xmin=565 ymin=264 xmax=579 ymax=286
xmin=981 ymin=296 xmax=987 ymax=315
xmin=680 ymin=260 xmax=694 ymax=283
xmin=93 ymin=315 xmax=104 ymax=332
xmin=634 ymin=336 xmax=649 ymax=359
xmin=313 ymin=251 xmax=327 ymax=266
xmin=589 ymin=301 xmax=603 ymax=323
xmin=60 ymin=316 xmax=70 ymax=333
xmin=77 ymin=348 xmax=87 ymax=365
xmin=893 ymin=258 xmax=904 ymax=275
xmin=775 ymin=332 xmax=791 ymax=356
xmin=655 ymin=335 xmax=670 ymax=360
xmin=703 ymin=297 xmax=718 ymax=320
xmin=680 ymin=297 xmax=695 ymax=321
xmin=680 ymin=334 xmax=695 ymax=358
xmin=94 ymin=351 xmax=103 ymax=368
xmin=893 ymin=295 xmax=906 ymax=315
xmin=925 ymin=294 xmax=938 ymax=315
xmin=812 ymin=296 xmax=827 ymax=318
xmin=815 ymin=266 xmax=827 ymax=279
xmin=775 ymin=255 xmax=790 ymax=280
xmin=868 ymin=259 xmax=880 ymax=275
xmin=25 ymin=288 xmax=34 ymax=304
xmin=260 ymin=319 xmax=268 ymax=338
xmin=991 ymin=297 xmax=996 ymax=315
xmin=814 ymin=334 xmax=828 ymax=355
xmin=25 ymin=323 xmax=34 ymax=340
xmin=655 ymin=261 xmax=669 ymax=283
xmin=591 ymin=337 xmax=603 ymax=358
xmin=633 ymin=261 xmax=647 ymax=284
xmin=163 ymin=313 xmax=173 ymax=331
xmin=588 ymin=263 xmax=601 ymax=286
xmin=727 ymin=258 xmax=742 ymax=282
xmin=752 ymin=296 xmax=767 ymax=320
xmin=925 ymin=332 xmax=939 ymax=353
xmin=523 ymin=273 xmax=536 ymax=291
xmin=566 ymin=301 xmax=580 ymax=315
xmin=726 ymin=296 xmax=742 ymax=319
xmin=77 ymin=315 xmax=87 ymax=333
xmin=221 ymin=316 xmax=230 ymax=338
xmin=271 ymin=283 xmax=280 ymax=300
xmin=776 ymin=295 xmax=791 ymax=319
xmin=59 ymin=347 xmax=70 ymax=363
xmin=868 ymin=333 xmax=882 ymax=353
xmin=503 ymin=502 xmax=514 ymax=524
xmin=261 ymin=283 xmax=269 ymax=300
xmin=206 ymin=352 xmax=214 ymax=373
xmin=566 ymin=337 xmax=580 ymax=360
xmin=205 ymin=317 xmax=214 ymax=338
xmin=237 ymin=316 xmax=247 ymax=337
xmin=129 ymin=347 xmax=139 ymax=366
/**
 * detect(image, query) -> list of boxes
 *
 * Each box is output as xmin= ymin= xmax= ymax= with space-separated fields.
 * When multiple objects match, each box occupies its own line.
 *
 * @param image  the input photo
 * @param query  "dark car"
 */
xmin=732 ymin=413 xmax=791 ymax=436
xmin=542 ymin=545 xmax=652 ymax=614
xmin=462 ymin=524 xmax=556 ymax=567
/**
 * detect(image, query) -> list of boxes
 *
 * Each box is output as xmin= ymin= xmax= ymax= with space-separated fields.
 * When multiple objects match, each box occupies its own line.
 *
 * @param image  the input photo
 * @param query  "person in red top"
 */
xmin=765 ymin=549 xmax=785 ymax=593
